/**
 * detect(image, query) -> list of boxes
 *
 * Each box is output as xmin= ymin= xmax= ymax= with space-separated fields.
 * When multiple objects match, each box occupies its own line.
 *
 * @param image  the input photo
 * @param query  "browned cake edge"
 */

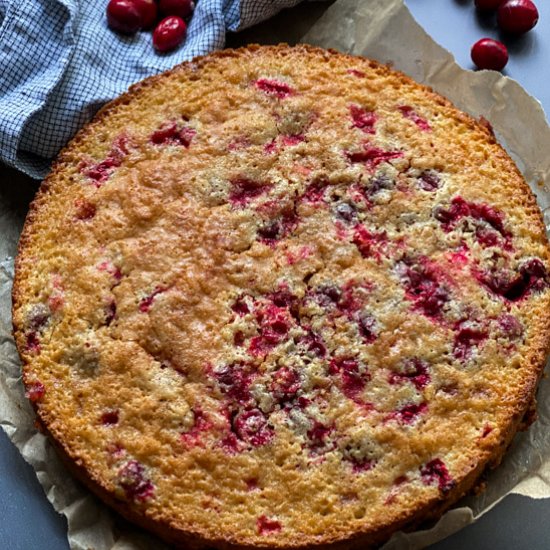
xmin=12 ymin=44 xmax=550 ymax=549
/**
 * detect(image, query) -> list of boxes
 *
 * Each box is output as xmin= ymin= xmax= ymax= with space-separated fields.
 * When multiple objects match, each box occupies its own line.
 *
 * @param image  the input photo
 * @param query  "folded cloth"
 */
xmin=0 ymin=0 xmax=305 ymax=179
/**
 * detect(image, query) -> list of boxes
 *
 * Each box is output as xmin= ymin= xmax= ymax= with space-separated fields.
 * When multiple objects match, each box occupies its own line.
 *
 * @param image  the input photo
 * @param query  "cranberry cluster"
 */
xmin=470 ymin=0 xmax=539 ymax=70
xmin=106 ymin=0 xmax=194 ymax=52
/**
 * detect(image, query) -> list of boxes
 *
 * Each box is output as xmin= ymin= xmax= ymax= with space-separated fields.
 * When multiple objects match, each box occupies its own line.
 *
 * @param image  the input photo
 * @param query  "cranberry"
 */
xmin=349 ymin=105 xmax=377 ymax=134
xmin=257 ymin=515 xmax=282 ymax=535
xmin=233 ymin=409 xmax=274 ymax=447
xmin=106 ymin=0 xmax=147 ymax=33
xmin=153 ymin=16 xmax=187 ymax=53
xmin=151 ymin=121 xmax=195 ymax=146
xmin=25 ymin=381 xmax=45 ymax=402
xmin=214 ymin=363 xmax=254 ymax=405
xmin=159 ymin=0 xmax=195 ymax=18
xmin=229 ymin=177 xmax=271 ymax=206
xmin=347 ymin=144 xmax=403 ymax=169
xmin=117 ymin=460 xmax=155 ymax=501
xmin=420 ymin=459 xmax=455 ymax=493
xmin=471 ymin=38 xmax=509 ymax=71
xmin=498 ymin=0 xmax=539 ymax=34
xmin=389 ymin=358 xmax=430 ymax=390
xmin=134 ymin=0 xmax=157 ymax=28
xmin=306 ymin=420 xmax=334 ymax=453
xmin=139 ymin=286 xmax=165 ymax=312
xmin=101 ymin=410 xmax=119 ymax=425
xmin=398 ymin=106 xmax=431 ymax=132
xmin=105 ymin=300 xmax=117 ymax=325
xmin=418 ymin=170 xmax=440 ymax=192
xmin=395 ymin=402 xmax=428 ymax=424
xmin=475 ymin=0 xmax=505 ymax=10
xmin=254 ymin=79 xmax=294 ymax=99
xmin=74 ymin=199 xmax=96 ymax=220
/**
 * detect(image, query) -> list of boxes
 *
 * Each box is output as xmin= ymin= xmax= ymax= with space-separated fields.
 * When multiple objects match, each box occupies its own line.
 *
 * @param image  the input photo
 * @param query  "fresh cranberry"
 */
xmin=106 ymin=0 xmax=147 ymax=33
xmin=153 ymin=16 xmax=187 ymax=53
xmin=159 ymin=0 xmax=195 ymax=18
xmin=134 ymin=0 xmax=157 ymax=28
xmin=475 ymin=0 xmax=505 ymax=10
xmin=498 ymin=0 xmax=539 ymax=34
xmin=471 ymin=38 xmax=509 ymax=71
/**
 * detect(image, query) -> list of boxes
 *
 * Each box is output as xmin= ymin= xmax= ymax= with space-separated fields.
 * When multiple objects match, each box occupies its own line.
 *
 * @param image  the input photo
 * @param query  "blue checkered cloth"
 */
xmin=0 ymin=0 xmax=307 ymax=179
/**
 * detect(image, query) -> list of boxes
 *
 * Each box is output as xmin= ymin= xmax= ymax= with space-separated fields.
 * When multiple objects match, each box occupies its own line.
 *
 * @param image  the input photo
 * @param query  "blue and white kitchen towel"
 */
xmin=0 ymin=0 xmax=308 ymax=179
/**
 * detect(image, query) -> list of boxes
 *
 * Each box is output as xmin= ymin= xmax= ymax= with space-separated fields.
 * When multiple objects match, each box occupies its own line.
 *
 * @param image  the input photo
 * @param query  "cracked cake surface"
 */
xmin=12 ymin=45 xmax=550 ymax=549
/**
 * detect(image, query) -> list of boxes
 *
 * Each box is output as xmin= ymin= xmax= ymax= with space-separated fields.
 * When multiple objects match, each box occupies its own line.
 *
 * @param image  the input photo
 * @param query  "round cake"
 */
xmin=12 ymin=45 xmax=550 ymax=548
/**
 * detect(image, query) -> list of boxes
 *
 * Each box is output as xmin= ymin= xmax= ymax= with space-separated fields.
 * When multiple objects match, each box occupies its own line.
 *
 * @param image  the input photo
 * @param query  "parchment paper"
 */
xmin=2 ymin=0 xmax=550 ymax=548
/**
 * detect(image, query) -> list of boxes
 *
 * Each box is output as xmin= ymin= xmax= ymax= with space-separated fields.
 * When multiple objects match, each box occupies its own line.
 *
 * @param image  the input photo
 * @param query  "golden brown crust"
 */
xmin=12 ymin=44 xmax=550 ymax=549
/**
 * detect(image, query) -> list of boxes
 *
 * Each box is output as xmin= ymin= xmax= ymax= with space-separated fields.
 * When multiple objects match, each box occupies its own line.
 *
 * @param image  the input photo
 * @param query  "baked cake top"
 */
xmin=12 ymin=45 xmax=550 ymax=548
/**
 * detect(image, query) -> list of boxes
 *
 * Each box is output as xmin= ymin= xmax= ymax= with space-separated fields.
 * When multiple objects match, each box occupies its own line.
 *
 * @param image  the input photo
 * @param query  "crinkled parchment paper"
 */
xmin=2 ymin=0 xmax=550 ymax=548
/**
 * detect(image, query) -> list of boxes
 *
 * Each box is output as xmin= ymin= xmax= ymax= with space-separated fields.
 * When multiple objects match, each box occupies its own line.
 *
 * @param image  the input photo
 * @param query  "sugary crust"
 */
xmin=12 ymin=44 xmax=550 ymax=549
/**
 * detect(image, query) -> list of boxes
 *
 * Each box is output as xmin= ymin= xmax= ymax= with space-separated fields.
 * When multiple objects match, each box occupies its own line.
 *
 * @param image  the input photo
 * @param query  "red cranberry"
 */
xmin=117 ymin=460 xmax=155 ymax=501
xmin=475 ymin=0 xmax=505 ymax=10
xmin=159 ymin=0 xmax=195 ymax=18
xmin=257 ymin=515 xmax=282 ymax=535
xmin=106 ymin=0 xmax=145 ymax=34
xmin=498 ymin=0 xmax=539 ymax=34
xmin=254 ymin=79 xmax=294 ymax=99
xmin=133 ymin=0 xmax=158 ymax=28
xmin=420 ymin=458 xmax=455 ymax=493
xmin=153 ymin=16 xmax=187 ymax=53
xmin=471 ymin=38 xmax=509 ymax=71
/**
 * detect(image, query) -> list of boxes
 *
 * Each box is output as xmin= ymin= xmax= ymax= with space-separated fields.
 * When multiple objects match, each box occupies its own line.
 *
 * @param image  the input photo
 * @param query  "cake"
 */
xmin=12 ymin=45 xmax=550 ymax=549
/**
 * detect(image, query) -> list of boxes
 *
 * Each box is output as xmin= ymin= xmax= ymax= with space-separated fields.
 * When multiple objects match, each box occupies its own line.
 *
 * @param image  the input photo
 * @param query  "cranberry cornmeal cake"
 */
xmin=12 ymin=45 xmax=550 ymax=548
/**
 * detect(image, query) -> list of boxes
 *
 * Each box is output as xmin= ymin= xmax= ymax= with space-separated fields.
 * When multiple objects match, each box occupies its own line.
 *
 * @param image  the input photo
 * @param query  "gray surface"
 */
xmin=2 ymin=1 xmax=550 ymax=548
